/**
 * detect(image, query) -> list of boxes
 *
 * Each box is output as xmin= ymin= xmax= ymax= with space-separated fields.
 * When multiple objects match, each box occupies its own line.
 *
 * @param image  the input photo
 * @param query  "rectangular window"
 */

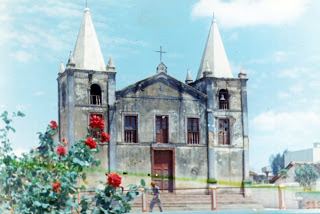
xmin=218 ymin=119 xmax=230 ymax=145
xmin=124 ymin=115 xmax=138 ymax=143
xmin=89 ymin=113 xmax=104 ymax=138
xmin=187 ymin=118 xmax=200 ymax=144
xmin=156 ymin=116 xmax=168 ymax=143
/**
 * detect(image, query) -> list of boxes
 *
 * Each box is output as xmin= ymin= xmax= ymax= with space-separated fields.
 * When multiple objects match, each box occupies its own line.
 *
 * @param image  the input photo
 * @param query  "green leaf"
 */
xmin=8 ymin=126 xmax=15 ymax=133
xmin=41 ymin=203 xmax=49 ymax=209
xmin=0 ymin=111 xmax=8 ymax=118
xmin=141 ymin=179 xmax=146 ymax=186
xmin=82 ymin=172 xmax=87 ymax=180
xmin=33 ymin=201 xmax=42 ymax=207
xmin=17 ymin=111 xmax=25 ymax=117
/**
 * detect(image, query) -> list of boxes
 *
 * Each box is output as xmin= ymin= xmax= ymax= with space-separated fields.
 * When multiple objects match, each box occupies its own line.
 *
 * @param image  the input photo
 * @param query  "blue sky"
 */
xmin=1 ymin=0 xmax=320 ymax=173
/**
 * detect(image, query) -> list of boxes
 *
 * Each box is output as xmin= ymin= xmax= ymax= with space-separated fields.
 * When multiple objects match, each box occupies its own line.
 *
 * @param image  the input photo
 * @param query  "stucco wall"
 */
xmin=285 ymin=149 xmax=314 ymax=167
xmin=116 ymin=81 xmax=207 ymax=144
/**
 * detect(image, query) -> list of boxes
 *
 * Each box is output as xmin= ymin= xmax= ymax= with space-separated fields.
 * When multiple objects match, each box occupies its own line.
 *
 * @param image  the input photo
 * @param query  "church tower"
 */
xmin=57 ymin=8 xmax=117 ymax=171
xmin=192 ymin=16 xmax=249 ymax=185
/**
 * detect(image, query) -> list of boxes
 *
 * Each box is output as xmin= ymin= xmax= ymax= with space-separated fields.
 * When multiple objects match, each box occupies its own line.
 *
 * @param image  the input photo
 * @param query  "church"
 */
xmin=57 ymin=8 xmax=249 ymax=192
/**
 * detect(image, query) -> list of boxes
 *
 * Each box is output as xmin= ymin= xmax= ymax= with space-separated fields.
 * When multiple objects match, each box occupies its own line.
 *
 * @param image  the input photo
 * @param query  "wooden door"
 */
xmin=153 ymin=150 xmax=173 ymax=192
xmin=156 ymin=116 xmax=168 ymax=143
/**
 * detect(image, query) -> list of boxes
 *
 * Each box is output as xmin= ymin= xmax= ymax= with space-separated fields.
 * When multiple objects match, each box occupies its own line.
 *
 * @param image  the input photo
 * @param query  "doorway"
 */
xmin=152 ymin=150 xmax=174 ymax=192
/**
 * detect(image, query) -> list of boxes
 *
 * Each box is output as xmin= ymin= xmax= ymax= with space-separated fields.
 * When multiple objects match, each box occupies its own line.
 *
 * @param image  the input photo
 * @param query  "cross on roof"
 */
xmin=155 ymin=46 xmax=166 ymax=62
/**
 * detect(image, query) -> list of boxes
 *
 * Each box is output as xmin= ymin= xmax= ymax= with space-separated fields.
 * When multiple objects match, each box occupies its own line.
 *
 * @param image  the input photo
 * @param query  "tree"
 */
xmin=278 ymin=169 xmax=290 ymax=183
xmin=295 ymin=164 xmax=319 ymax=189
xmin=269 ymin=150 xmax=287 ymax=176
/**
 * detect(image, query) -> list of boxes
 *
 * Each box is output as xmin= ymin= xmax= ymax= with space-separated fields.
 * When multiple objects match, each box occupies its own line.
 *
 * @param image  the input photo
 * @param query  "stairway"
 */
xmin=130 ymin=192 xmax=264 ymax=213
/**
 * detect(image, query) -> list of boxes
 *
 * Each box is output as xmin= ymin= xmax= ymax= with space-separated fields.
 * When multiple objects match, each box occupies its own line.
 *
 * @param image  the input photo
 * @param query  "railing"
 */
xmin=187 ymin=132 xmax=199 ymax=144
xmin=90 ymin=95 xmax=101 ymax=105
xmin=219 ymin=102 xmax=229 ymax=110
xmin=125 ymin=130 xmax=137 ymax=143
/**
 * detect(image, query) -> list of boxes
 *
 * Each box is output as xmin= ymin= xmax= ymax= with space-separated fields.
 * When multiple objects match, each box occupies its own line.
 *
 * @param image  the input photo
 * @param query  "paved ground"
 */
xmin=131 ymin=209 xmax=320 ymax=214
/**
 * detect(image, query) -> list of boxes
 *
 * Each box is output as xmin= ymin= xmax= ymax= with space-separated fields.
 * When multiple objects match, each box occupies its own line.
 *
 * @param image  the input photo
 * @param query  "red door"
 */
xmin=153 ymin=150 xmax=173 ymax=192
xmin=156 ymin=116 xmax=168 ymax=143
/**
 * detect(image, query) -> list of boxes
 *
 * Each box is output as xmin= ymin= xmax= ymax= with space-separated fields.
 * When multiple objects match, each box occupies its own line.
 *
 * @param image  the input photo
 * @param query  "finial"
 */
xmin=107 ymin=56 xmax=115 ymax=68
xmin=240 ymin=63 xmax=245 ymax=74
xmin=67 ymin=51 xmax=75 ymax=68
xmin=185 ymin=69 xmax=193 ymax=84
xmin=106 ymin=56 xmax=116 ymax=72
xmin=59 ymin=62 xmax=65 ymax=73
xmin=212 ymin=11 xmax=216 ymax=23
xmin=238 ymin=63 xmax=247 ymax=78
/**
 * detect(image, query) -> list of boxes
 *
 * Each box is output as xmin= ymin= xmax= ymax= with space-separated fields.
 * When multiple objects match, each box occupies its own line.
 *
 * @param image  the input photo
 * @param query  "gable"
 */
xmin=116 ymin=72 xmax=206 ymax=100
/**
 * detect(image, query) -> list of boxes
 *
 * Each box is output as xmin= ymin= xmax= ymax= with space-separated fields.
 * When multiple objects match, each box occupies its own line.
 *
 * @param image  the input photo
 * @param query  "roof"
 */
xmin=72 ymin=8 xmax=106 ymax=71
xmin=116 ymin=71 xmax=207 ymax=100
xmin=270 ymin=162 xmax=320 ymax=183
xmin=196 ymin=18 xmax=233 ymax=80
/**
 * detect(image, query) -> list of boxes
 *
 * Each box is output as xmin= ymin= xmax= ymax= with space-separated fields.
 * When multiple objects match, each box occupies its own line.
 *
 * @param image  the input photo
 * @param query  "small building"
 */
xmin=284 ymin=143 xmax=320 ymax=167
xmin=57 ymin=8 xmax=250 ymax=192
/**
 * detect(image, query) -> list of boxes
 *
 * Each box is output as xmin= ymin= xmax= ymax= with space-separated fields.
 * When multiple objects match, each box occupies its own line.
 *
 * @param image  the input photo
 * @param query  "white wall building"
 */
xmin=284 ymin=143 xmax=320 ymax=167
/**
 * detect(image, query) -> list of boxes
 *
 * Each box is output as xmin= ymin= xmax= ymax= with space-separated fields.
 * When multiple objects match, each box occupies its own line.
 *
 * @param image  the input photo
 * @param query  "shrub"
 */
xmin=0 ymin=111 xmax=146 ymax=213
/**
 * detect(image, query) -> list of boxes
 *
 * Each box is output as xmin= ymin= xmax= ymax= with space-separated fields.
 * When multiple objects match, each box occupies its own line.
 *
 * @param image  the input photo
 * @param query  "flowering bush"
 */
xmin=49 ymin=120 xmax=58 ymax=129
xmin=107 ymin=172 xmax=122 ymax=188
xmin=100 ymin=131 xmax=110 ymax=143
xmin=89 ymin=115 xmax=105 ymax=129
xmin=84 ymin=137 xmax=97 ymax=149
xmin=57 ymin=145 xmax=66 ymax=156
xmin=52 ymin=180 xmax=62 ymax=193
xmin=0 ymin=111 xmax=146 ymax=214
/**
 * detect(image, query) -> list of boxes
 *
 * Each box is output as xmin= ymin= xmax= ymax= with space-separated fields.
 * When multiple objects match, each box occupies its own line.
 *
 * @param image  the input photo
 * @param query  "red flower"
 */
xmin=50 ymin=120 xmax=58 ymax=130
xmin=52 ymin=180 xmax=61 ymax=193
xmin=107 ymin=172 xmax=122 ymax=188
xmin=89 ymin=115 xmax=105 ymax=129
xmin=62 ymin=138 xmax=68 ymax=146
xmin=57 ymin=145 xmax=66 ymax=156
xmin=84 ymin=137 xmax=97 ymax=149
xmin=100 ymin=131 xmax=110 ymax=143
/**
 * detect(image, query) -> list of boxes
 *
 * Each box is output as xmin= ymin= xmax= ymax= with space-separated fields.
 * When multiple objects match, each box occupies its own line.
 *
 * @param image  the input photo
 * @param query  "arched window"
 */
xmin=90 ymin=84 xmax=102 ymax=105
xmin=218 ymin=89 xmax=229 ymax=110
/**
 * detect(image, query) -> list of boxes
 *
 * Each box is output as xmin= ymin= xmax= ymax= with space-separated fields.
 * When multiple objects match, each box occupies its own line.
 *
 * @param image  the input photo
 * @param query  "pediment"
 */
xmin=116 ymin=72 xmax=206 ymax=100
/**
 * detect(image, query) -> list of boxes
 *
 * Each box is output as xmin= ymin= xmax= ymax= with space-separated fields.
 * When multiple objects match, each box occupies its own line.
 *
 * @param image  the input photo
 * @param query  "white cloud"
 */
xmin=228 ymin=32 xmax=238 ymax=41
xmin=278 ymin=67 xmax=310 ymax=79
xmin=278 ymin=92 xmax=290 ymax=99
xmin=272 ymin=51 xmax=289 ymax=63
xmin=33 ymin=91 xmax=45 ymax=96
xmin=252 ymin=111 xmax=320 ymax=137
xmin=9 ymin=50 xmax=35 ymax=62
xmin=289 ymin=85 xmax=303 ymax=93
xmin=191 ymin=0 xmax=310 ymax=28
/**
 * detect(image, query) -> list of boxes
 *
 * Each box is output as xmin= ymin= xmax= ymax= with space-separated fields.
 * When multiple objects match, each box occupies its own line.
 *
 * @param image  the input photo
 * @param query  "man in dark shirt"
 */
xmin=149 ymin=181 xmax=163 ymax=212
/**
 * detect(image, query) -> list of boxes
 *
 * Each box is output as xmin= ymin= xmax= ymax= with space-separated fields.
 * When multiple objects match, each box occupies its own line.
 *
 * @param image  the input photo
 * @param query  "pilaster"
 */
xmin=107 ymin=72 xmax=117 ymax=172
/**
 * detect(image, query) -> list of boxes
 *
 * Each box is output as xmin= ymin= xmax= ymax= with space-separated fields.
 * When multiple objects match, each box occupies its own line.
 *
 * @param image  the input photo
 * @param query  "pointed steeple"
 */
xmin=185 ymin=69 xmax=193 ymax=84
xmin=106 ymin=56 xmax=116 ymax=72
xmin=73 ymin=8 xmax=106 ymax=71
xmin=196 ymin=15 xmax=233 ymax=79
xmin=59 ymin=62 xmax=65 ymax=73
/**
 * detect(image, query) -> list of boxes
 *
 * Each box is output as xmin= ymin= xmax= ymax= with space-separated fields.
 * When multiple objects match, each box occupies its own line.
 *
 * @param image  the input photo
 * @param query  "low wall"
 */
xmin=250 ymin=184 xmax=303 ymax=209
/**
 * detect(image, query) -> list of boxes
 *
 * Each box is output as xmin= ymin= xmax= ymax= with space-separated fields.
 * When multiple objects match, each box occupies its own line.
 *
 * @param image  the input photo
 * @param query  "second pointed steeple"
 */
xmin=196 ymin=15 xmax=233 ymax=80
xmin=73 ymin=8 xmax=106 ymax=71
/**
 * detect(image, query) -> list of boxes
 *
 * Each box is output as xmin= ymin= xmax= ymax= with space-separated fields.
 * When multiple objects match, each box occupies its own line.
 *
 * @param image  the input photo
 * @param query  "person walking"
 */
xmin=149 ymin=181 xmax=163 ymax=212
